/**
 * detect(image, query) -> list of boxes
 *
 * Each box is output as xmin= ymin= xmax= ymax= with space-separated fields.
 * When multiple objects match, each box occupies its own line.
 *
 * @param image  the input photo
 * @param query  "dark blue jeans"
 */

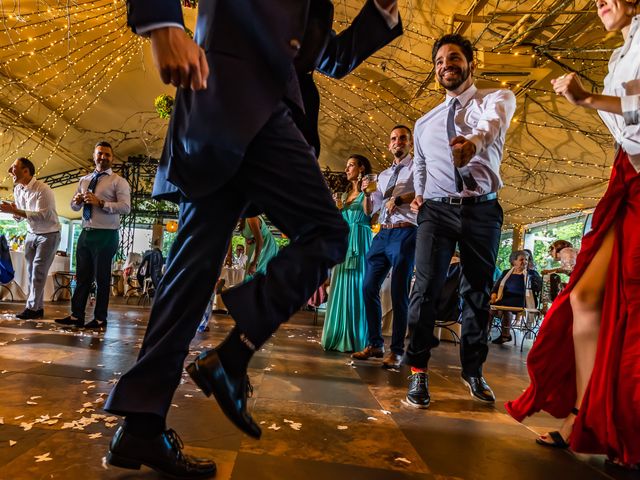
xmin=363 ymin=226 xmax=416 ymax=355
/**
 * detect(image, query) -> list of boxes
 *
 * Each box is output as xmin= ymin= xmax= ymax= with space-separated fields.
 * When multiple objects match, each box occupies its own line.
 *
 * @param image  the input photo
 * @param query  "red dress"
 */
xmin=506 ymin=149 xmax=640 ymax=465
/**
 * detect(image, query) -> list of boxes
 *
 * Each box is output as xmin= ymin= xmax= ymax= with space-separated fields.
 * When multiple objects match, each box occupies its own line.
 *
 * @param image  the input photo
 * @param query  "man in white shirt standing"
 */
xmin=1 ymin=158 xmax=61 ymax=320
xmin=56 ymin=142 xmax=131 ymax=330
xmin=404 ymin=34 xmax=516 ymax=409
xmin=352 ymin=125 xmax=417 ymax=369
xmin=233 ymin=244 xmax=248 ymax=270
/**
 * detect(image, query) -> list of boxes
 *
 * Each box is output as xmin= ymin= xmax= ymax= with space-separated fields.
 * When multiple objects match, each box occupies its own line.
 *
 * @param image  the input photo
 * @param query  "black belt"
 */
xmin=428 ymin=192 xmax=497 ymax=206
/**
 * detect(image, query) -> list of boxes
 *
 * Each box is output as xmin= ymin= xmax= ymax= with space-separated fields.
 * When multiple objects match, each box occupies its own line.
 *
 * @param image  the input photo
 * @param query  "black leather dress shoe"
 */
xmin=107 ymin=426 xmax=216 ymax=479
xmin=16 ymin=308 xmax=44 ymax=320
xmin=55 ymin=315 xmax=83 ymax=328
xmin=406 ymin=372 xmax=430 ymax=408
xmin=186 ymin=350 xmax=261 ymax=438
xmin=83 ymin=319 xmax=107 ymax=331
xmin=461 ymin=373 xmax=495 ymax=403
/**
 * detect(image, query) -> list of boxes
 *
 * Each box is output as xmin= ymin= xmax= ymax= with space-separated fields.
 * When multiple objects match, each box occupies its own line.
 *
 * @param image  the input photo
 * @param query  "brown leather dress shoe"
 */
xmin=351 ymin=345 xmax=384 ymax=360
xmin=382 ymin=352 xmax=402 ymax=369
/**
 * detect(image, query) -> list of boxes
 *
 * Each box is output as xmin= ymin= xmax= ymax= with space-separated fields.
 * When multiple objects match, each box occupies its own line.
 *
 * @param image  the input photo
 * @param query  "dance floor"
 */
xmin=0 ymin=301 xmax=634 ymax=479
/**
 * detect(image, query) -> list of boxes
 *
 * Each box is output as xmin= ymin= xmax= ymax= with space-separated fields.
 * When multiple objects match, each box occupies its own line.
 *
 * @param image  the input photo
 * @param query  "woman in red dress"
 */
xmin=505 ymin=0 xmax=640 ymax=468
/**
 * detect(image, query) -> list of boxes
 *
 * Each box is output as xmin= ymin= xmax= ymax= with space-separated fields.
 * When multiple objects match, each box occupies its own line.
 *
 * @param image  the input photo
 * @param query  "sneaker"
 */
xmin=84 ymin=319 xmax=107 ymax=331
xmin=351 ymin=346 xmax=384 ymax=360
xmin=55 ymin=315 xmax=83 ymax=328
xmin=406 ymin=372 xmax=430 ymax=408
xmin=16 ymin=308 xmax=44 ymax=320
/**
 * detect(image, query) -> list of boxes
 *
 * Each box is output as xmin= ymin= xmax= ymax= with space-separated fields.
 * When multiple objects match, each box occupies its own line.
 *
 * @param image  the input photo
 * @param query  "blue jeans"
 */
xmin=362 ymin=226 xmax=416 ymax=355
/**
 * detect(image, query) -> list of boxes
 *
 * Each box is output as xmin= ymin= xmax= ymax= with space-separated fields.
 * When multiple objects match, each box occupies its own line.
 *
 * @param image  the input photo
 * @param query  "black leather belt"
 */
xmin=428 ymin=192 xmax=497 ymax=205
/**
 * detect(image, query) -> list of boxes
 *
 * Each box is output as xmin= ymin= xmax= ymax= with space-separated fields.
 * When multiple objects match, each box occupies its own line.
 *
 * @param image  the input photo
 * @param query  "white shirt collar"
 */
xmin=446 ymin=83 xmax=478 ymax=108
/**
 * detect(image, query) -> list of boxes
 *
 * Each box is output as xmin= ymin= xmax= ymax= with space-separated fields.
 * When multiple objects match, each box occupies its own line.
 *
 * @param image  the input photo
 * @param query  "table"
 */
xmin=0 ymin=251 xmax=70 ymax=302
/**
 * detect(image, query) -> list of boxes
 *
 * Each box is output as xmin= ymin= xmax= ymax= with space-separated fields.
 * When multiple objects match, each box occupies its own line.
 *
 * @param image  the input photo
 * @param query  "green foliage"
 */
xmin=274 ymin=236 xmax=290 ymax=249
xmin=154 ymin=94 xmax=174 ymax=119
xmin=496 ymin=235 xmax=513 ymax=271
xmin=0 ymin=219 xmax=29 ymax=248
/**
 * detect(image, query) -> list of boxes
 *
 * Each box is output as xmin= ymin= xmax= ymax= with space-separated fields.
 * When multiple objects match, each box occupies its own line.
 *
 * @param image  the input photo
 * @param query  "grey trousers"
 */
xmin=24 ymin=231 xmax=61 ymax=311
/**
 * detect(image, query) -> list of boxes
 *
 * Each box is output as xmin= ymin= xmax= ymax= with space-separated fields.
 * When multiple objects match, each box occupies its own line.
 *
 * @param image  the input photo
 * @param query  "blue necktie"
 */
xmin=82 ymin=172 xmax=106 ymax=221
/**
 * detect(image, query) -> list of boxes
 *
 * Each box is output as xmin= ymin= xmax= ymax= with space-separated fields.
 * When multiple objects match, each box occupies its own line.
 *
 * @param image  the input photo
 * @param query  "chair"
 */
xmin=490 ymin=305 xmax=543 ymax=352
xmin=51 ymin=271 xmax=75 ymax=301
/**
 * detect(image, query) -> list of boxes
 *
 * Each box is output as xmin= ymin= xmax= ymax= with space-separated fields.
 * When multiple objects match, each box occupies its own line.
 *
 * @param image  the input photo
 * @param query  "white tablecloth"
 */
xmin=219 ymin=266 xmax=245 ymax=287
xmin=1 ymin=251 xmax=70 ymax=302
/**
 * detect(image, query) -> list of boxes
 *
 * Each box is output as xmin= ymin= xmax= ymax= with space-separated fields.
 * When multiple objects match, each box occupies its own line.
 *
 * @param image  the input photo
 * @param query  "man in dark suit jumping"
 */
xmin=104 ymin=1 xmax=402 ymax=478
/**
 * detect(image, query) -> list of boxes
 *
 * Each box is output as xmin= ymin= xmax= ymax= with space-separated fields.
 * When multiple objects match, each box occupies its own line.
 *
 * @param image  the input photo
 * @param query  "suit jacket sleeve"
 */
xmin=126 ymin=0 xmax=185 ymax=33
xmin=316 ymin=0 xmax=402 ymax=79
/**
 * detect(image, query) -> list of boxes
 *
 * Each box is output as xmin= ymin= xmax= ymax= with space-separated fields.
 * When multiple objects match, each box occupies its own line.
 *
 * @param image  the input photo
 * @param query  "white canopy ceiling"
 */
xmin=0 ymin=0 xmax=618 ymax=225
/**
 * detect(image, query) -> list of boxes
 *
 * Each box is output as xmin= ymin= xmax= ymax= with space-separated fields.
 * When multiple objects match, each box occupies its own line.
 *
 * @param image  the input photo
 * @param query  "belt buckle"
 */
xmin=449 ymin=197 xmax=463 ymax=205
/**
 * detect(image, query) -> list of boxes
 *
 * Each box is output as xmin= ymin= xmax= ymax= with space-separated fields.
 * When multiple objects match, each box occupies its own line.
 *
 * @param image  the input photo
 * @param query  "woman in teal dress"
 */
xmin=322 ymin=154 xmax=373 ymax=352
xmin=240 ymin=216 xmax=279 ymax=279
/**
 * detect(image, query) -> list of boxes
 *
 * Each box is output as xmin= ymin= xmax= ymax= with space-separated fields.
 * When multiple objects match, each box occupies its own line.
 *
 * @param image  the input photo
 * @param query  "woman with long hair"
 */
xmin=321 ymin=154 xmax=373 ymax=352
xmin=506 ymin=0 xmax=640 ymax=468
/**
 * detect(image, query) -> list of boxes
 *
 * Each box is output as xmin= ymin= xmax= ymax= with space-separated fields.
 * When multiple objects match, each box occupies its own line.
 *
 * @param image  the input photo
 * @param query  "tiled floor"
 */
xmin=0 ymin=301 xmax=636 ymax=479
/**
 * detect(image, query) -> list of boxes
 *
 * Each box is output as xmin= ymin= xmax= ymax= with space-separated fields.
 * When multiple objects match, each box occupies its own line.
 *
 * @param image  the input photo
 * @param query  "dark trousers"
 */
xmin=105 ymin=101 xmax=349 ymax=419
xmin=405 ymin=199 xmax=502 ymax=376
xmin=71 ymin=229 xmax=119 ymax=322
xmin=363 ymin=227 xmax=416 ymax=355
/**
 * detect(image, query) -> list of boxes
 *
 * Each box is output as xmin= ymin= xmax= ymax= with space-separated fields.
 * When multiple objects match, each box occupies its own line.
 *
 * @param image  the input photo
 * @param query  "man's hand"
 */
xmin=375 ymin=0 xmax=398 ymax=10
xmin=551 ymin=73 xmax=590 ymax=106
xmin=150 ymin=27 xmax=209 ymax=90
xmin=73 ymin=193 xmax=84 ymax=205
xmin=450 ymin=136 xmax=476 ymax=168
xmin=410 ymin=195 xmax=423 ymax=213
xmin=0 ymin=201 xmax=17 ymax=215
xmin=490 ymin=293 xmax=497 ymax=304
xmin=384 ymin=197 xmax=397 ymax=215
xmin=83 ymin=192 xmax=102 ymax=206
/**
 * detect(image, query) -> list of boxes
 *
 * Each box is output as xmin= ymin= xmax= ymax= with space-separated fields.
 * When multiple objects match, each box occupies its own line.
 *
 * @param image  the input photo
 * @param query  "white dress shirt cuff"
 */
xmin=136 ymin=22 xmax=184 ymax=36
xmin=373 ymin=1 xmax=399 ymax=29
xmin=464 ymin=134 xmax=485 ymax=156
xmin=621 ymin=94 xmax=640 ymax=126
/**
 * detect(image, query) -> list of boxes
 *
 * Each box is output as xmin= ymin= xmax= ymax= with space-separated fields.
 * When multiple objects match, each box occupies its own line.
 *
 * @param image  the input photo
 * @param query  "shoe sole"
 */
xmin=106 ymin=451 xmax=216 ymax=479
xmin=461 ymin=377 xmax=495 ymax=404
xmin=403 ymin=396 xmax=430 ymax=409
xmin=351 ymin=353 xmax=384 ymax=360
xmin=186 ymin=360 xmax=262 ymax=439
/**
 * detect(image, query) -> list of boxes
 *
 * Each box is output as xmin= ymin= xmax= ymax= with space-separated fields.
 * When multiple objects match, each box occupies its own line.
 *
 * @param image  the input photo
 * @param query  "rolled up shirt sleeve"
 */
xmin=622 ymin=94 xmax=640 ymax=126
xmin=464 ymin=90 xmax=516 ymax=155
xmin=103 ymin=177 xmax=131 ymax=215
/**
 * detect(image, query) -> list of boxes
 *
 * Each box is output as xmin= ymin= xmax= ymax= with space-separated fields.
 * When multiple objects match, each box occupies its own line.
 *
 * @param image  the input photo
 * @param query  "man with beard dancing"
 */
xmin=403 ymin=34 xmax=516 ymax=408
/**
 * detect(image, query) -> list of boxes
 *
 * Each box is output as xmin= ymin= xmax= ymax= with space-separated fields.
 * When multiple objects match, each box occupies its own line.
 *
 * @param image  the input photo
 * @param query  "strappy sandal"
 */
xmin=535 ymin=407 xmax=578 ymax=449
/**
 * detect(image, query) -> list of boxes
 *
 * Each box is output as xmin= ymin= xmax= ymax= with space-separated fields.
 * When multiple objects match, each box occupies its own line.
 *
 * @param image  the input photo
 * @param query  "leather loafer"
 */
xmin=406 ymin=372 xmax=430 ymax=408
xmin=16 ymin=308 xmax=44 ymax=320
xmin=55 ymin=315 xmax=83 ymax=328
xmin=107 ymin=426 xmax=216 ymax=479
xmin=83 ymin=319 xmax=107 ymax=331
xmin=351 ymin=345 xmax=384 ymax=360
xmin=461 ymin=373 xmax=495 ymax=403
xmin=382 ymin=352 xmax=402 ymax=369
xmin=186 ymin=350 xmax=261 ymax=439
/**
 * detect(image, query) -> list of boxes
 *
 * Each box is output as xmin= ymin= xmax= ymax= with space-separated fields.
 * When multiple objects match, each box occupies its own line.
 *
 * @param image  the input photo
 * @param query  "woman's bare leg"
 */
xmin=539 ymin=226 xmax=615 ymax=443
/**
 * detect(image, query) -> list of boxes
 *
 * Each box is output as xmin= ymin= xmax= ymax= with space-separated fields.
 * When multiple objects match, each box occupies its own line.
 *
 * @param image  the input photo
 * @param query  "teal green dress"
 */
xmin=242 ymin=217 xmax=279 ymax=279
xmin=321 ymin=192 xmax=372 ymax=352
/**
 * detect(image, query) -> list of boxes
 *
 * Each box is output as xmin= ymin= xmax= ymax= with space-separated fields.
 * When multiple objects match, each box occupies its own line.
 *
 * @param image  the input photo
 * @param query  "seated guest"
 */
xmin=541 ymin=240 xmax=577 ymax=300
xmin=232 ymin=244 xmax=248 ymax=269
xmin=490 ymin=250 xmax=542 ymax=344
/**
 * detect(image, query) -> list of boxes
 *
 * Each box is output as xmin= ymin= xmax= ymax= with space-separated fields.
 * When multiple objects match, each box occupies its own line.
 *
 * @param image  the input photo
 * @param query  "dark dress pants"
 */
xmin=362 ymin=227 xmax=416 ymax=355
xmin=405 ymin=199 xmax=503 ymax=376
xmin=71 ymin=229 xmax=119 ymax=322
xmin=105 ymin=101 xmax=349 ymax=419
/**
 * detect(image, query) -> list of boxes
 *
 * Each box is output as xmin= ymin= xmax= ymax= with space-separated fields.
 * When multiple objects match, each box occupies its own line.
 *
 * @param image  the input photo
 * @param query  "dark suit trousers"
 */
xmin=105 ymin=101 xmax=349 ymax=419
xmin=71 ymin=229 xmax=119 ymax=322
xmin=404 ymin=199 xmax=503 ymax=376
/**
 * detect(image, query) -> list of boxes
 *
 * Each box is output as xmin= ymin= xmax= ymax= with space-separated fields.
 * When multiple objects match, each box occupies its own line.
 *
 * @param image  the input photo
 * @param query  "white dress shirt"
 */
xmin=413 ymin=84 xmax=516 ymax=198
xmin=369 ymin=154 xmax=417 ymax=225
xmin=70 ymin=169 xmax=131 ymax=230
xmin=13 ymin=177 xmax=60 ymax=235
xmin=599 ymin=14 xmax=640 ymax=172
